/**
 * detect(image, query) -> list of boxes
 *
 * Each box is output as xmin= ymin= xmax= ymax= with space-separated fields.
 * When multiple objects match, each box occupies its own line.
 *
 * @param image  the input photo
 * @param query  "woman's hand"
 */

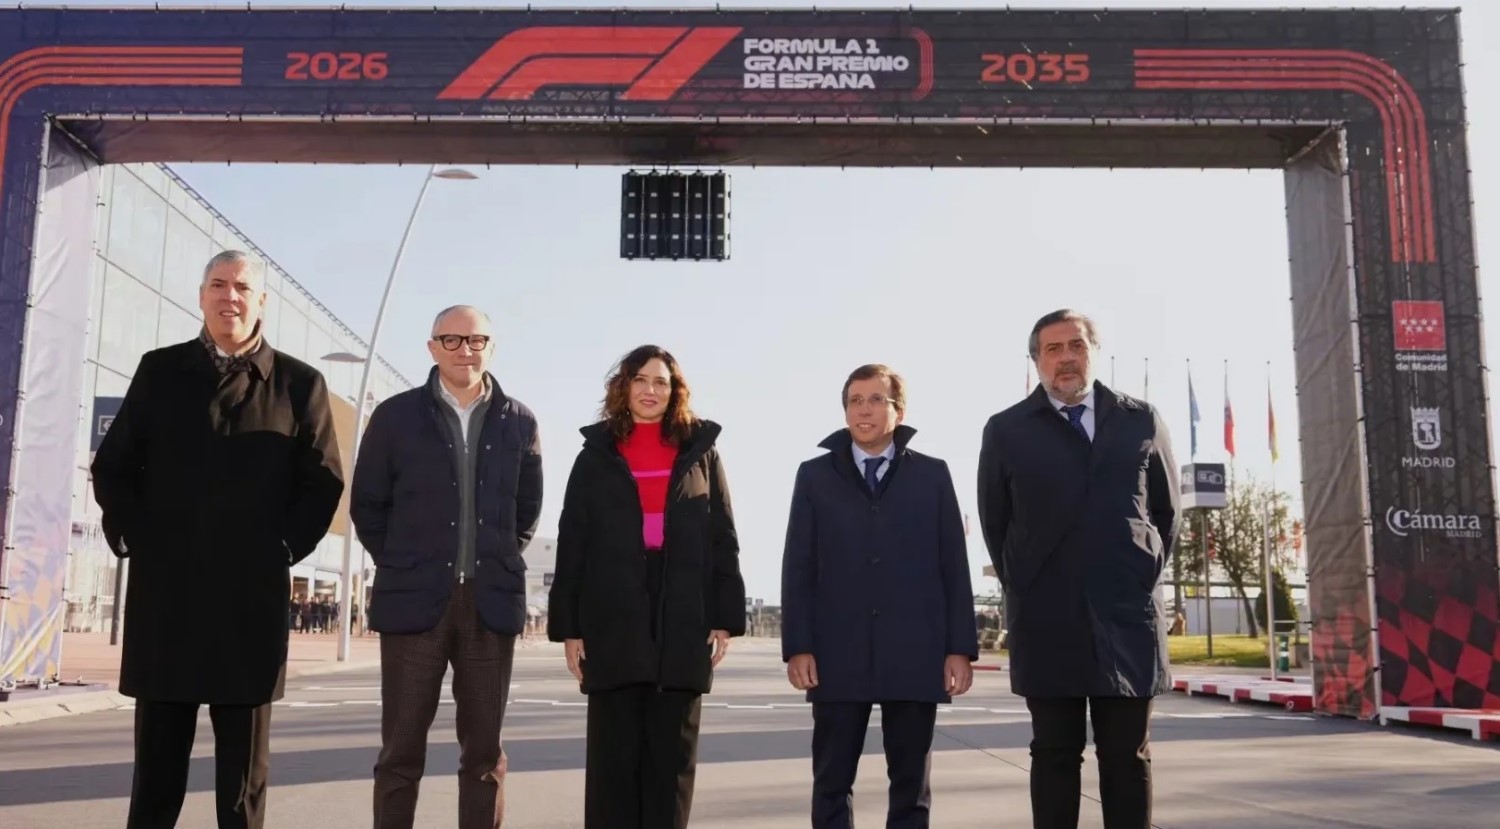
xmin=708 ymin=629 xmax=731 ymax=667
xmin=564 ymin=638 xmax=585 ymax=683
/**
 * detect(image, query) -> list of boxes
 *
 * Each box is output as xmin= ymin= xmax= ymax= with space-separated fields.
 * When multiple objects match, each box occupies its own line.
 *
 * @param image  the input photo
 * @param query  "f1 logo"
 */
xmin=439 ymin=26 xmax=741 ymax=101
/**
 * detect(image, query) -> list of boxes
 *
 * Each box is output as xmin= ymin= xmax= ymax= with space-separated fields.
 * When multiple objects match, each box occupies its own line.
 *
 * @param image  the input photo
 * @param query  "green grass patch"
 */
xmin=984 ymin=632 xmax=1293 ymax=670
xmin=1168 ymin=634 xmax=1271 ymax=668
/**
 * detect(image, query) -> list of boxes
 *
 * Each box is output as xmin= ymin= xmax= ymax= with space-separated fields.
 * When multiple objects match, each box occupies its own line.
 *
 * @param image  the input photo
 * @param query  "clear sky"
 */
xmin=158 ymin=0 xmax=1500 ymax=605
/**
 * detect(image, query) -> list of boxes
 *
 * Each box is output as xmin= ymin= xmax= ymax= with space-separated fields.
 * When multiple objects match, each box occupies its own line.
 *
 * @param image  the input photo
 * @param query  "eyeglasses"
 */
xmin=846 ymin=394 xmax=893 ymax=409
xmin=433 ymin=334 xmax=491 ymax=351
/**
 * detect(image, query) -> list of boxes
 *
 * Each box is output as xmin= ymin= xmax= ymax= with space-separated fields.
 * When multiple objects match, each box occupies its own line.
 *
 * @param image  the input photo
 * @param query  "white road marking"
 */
xmin=298 ymin=683 xmax=520 ymax=692
xmin=239 ymin=695 xmax=1318 ymax=727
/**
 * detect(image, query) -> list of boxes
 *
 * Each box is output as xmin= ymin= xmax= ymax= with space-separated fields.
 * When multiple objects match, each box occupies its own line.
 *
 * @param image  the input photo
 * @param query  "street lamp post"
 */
xmin=333 ymin=164 xmax=476 ymax=662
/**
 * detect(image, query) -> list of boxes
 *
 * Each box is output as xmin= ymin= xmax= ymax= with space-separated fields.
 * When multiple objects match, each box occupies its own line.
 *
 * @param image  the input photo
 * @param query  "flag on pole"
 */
xmin=1224 ymin=361 xmax=1236 ymax=458
xmin=1188 ymin=367 xmax=1201 ymax=459
xmin=1268 ymin=376 xmax=1279 ymax=463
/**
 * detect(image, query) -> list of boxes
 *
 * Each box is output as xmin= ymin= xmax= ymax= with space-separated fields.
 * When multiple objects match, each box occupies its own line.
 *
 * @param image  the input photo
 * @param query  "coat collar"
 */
xmin=423 ymin=365 xmax=506 ymax=410
xmin=180 ymin=329 xmax=274 ymax=380
xmin=1025 ymin=380 xmax=1136 ymax=423
xmin=817 ymin=423 xmax=918 ymax=454
xmin=581 ymin=417 xmax=722 ymax=460
xmin=817 ymin=424 xmax=916 ymax=496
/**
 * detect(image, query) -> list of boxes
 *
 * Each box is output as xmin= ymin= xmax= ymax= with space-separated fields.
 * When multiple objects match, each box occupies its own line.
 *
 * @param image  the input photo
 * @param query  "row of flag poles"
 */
xmin=1023 ymin=356 xmax=1282 ymax=465
xmin=1188 ymin=359 xmax=1280 ymax=466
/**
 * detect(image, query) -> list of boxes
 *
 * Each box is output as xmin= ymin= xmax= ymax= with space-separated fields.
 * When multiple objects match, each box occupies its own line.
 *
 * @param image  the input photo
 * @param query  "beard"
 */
xmin=1048 ymin=369 xmax=1089 ymax=396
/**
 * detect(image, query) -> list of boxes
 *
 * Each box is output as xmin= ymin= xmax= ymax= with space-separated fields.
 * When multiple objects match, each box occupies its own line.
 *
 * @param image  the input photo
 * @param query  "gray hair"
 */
xmin=431 ymin=304 xmax=492 ymax=335
xmin=201 ymin=249 xmax=264 ymax=287
xmin=1027 ymin=309 xmax=1100 ymax=359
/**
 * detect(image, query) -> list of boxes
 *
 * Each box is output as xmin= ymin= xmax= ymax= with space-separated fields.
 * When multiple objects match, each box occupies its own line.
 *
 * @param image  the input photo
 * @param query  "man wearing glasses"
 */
xmin=780 ymin=363 xmax=978 ymax=829
xmin=351 ymin=305 xmax=543 ymax=829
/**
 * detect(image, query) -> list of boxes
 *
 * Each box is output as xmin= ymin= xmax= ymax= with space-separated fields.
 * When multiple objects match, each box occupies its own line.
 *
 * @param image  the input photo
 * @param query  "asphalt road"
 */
xmin=1 ymin=639 xmax=1496 ymax=828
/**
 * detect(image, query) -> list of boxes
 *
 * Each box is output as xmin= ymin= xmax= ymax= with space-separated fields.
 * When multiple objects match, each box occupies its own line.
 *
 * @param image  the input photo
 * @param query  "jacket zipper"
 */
xmin=448 ymin=403 xmax=474 ymax=585
xmin=460 ymin=429 xmax=469 ymax=584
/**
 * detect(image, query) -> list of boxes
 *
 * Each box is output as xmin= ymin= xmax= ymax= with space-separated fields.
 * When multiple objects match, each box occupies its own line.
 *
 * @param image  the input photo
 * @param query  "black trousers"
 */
xmin=585 ymin=684 xmax=703 ymax=829
xmin=1026 ymin=696 xmax=1153 ymax=829
xmin=126 ymin=699 xmax=272 ymax=829
xmin=811 ymin=701 xmax=937 ymax=829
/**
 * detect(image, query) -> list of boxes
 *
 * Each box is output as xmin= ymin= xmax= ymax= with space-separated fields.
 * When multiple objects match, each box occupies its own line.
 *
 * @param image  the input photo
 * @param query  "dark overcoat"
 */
xmin=780 ymin=426 xmax=979 ymax=704
xmin=547 ymin=419 xmax=746 ymax=695
xmin=349 ymin=367 xmax=543 ymax=636
xmin=90 ymin=338 xmax=344 ymax=705
xmin=977 ymin=381 xmax=1180 ymax=698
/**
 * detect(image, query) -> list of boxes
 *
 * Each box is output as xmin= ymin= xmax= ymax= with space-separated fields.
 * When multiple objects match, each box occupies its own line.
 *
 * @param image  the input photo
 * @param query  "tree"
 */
xmin=1174 ymin=474 xmax=1297 ymax=638
xmin=1254 ymin=567 xmax=1299 ymax=636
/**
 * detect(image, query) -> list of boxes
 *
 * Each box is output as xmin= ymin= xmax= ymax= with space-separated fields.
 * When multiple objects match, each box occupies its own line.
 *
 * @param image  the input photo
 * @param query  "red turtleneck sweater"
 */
xmin=618 ymin=421 xmax=678 ymax=550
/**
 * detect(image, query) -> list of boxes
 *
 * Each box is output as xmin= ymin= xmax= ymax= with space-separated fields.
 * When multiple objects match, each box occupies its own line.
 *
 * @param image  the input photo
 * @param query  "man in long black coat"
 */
xmin=781 ymin=363 xmax=978 ymax=829
xmin=91 ymin=249 xmax=344 ymax=829
xmin=977 ymin=309 xmax=1179 ymax=829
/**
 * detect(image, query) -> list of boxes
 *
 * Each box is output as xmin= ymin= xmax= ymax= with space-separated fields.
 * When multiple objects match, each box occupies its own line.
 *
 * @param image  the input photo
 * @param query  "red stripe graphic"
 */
xmin=1137 ymin=68 xmax=1411 ymax=261
xmin=909 ymin=28 xmax=934 ymax=101
xmin=439 ymin=26 xmax=740 ymax=102
xmin=0 ymin=46 xmax=244 ymax=205
xmin=1134 ymin=49 xmax=1434 ymax=264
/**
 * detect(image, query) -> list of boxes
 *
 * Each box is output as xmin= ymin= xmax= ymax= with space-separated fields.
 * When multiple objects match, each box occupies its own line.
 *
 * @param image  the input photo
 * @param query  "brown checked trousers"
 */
xmin=374 ymin=582 xmax=514 ymax=829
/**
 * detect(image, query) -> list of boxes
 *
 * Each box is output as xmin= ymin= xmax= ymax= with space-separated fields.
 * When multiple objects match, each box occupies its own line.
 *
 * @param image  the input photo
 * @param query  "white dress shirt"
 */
xmin=852 ymin=438 xmax=896 ymax=481
xmin=437 ymin=375 xmax=492 ymax=442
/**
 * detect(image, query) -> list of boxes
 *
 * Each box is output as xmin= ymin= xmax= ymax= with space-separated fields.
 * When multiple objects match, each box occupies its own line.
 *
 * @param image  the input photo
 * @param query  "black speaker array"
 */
xmin=620 ymin=171 xmax=730 ymax=261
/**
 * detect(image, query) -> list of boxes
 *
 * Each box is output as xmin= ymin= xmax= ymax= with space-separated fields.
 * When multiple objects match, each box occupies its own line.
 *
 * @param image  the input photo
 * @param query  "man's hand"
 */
xmin=787 ymin=653 xmax=819 ymax=690
xmin=945 ymin=654 xmax=973 ymax=696
xmin=708 ymin=629 xmax=731 ymax=667
xmin=564 ymin=638 xmax=585 ymax=683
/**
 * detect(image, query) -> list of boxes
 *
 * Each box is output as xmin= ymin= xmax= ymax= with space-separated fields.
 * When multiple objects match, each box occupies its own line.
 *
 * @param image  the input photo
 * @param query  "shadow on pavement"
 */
xmin=0 ymin=713 xmax=1404 ymax=808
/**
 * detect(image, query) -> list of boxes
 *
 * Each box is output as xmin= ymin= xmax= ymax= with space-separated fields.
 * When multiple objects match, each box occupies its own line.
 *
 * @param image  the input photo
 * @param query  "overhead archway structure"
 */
xmin=0 ymin=6 xmax=1493 ymax=722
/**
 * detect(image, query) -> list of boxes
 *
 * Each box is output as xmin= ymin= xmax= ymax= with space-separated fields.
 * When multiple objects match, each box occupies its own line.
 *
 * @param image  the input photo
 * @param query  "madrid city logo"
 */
xmin=1411 ymin=406 xmax=1441 ymax=450
xmin=1403 ymin=406 xmax=1454 ymax=469
xmin=1384 ymin=505 xmax=1482 ymax=539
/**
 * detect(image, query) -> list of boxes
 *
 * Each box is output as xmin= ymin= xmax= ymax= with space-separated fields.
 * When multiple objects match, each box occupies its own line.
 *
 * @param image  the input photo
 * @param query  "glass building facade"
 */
xmin=63 ymin=163 xmax=412 ymax=633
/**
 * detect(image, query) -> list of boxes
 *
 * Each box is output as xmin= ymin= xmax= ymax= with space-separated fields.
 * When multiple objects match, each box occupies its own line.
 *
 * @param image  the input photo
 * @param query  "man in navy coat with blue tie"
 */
xmin=977 ymin=309 xmax=1180 ymax=829
xmin=781 ymin=363 xmax=979 ymax=829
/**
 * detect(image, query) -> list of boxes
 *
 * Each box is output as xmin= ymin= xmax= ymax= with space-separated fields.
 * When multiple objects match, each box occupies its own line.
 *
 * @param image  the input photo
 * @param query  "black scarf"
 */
xmin=198 ymin=321 xmax=263 ymax=374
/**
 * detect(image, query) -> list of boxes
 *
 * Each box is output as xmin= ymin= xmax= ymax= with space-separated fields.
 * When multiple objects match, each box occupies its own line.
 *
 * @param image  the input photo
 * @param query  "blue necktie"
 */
xmin=1062 ymin=404 xmax=1090 ymax=441
xmin=863 ymin=456 xmax=883 ymax=492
